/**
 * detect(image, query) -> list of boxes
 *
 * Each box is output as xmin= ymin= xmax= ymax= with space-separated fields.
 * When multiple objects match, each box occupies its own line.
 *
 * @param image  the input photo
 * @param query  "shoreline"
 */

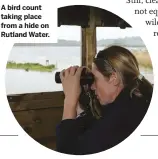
xmin=6 ymin=62 xmax=57 ymax=72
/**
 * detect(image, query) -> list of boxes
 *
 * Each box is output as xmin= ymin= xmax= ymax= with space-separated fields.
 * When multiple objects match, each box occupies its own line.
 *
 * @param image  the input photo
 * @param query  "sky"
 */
xmin=57 ymin=26 xmax=141 ymax=41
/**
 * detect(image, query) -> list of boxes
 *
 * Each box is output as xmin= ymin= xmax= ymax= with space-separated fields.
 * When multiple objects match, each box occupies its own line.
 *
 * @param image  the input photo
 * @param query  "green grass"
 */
xmin=6 ymin=61 xmax=56 ymax=72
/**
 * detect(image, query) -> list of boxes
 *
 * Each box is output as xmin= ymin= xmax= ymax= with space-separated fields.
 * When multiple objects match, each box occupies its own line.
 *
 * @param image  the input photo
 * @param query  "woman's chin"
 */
xmin=97 ymin=96 xmax=106 ymax=105
xmin=99 ymin=99 xmax=108 ymax=105
xmin=98 ymin=99 xmax=104 ymax=105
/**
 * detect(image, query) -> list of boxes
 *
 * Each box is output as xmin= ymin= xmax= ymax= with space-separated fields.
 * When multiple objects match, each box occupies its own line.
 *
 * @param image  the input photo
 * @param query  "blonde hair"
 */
xmin=93 ymin=45 xmax=153 ymax=100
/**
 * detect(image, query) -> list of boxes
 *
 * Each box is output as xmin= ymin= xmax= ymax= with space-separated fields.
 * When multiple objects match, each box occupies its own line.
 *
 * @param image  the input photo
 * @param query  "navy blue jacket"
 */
xmin=55 ymin=87 xmax=150 ymax=155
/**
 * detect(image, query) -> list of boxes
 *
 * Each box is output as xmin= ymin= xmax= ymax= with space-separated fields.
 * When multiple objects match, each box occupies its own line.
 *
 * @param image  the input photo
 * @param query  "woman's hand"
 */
xmin=60 ymin=66 xmax=84 ymax=119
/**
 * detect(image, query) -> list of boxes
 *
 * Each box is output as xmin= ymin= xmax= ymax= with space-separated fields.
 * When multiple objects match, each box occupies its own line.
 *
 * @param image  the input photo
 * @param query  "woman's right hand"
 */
xmin=60 ymin=66 xmax=85 ymax=119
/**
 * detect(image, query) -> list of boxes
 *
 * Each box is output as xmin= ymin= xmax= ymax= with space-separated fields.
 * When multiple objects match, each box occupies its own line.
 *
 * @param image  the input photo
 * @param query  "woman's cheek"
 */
xmin=97 ymin=83 xmax=104 ymax=100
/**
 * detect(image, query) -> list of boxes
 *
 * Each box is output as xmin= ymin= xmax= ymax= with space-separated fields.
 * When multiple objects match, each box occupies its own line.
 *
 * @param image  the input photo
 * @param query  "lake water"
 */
xmin=5 ymin=46 xmax=153 ymax=95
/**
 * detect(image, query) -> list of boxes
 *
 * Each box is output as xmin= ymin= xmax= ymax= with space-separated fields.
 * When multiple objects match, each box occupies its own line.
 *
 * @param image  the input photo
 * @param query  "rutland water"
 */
xmin=5 ymin=46 xmax=153 ymax=95
xmin=1 ymin=32 xmax=49 ymax=37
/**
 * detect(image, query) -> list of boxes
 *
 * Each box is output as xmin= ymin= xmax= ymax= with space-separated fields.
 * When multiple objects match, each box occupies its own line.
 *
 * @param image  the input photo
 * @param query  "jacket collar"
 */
xmin=102 ymin=87 xmax=132 ymax=113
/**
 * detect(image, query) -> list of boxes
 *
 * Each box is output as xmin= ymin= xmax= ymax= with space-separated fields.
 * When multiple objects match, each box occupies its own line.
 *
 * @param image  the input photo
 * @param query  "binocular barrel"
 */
xmin=55 ymin=72 xmax=62 ymax=83
xmin=55 ymin=71 xmax=94 ymax=86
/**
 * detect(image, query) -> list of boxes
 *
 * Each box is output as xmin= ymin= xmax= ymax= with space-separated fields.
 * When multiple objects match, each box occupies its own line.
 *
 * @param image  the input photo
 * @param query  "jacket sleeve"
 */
xmin=55 ymin=108 xmax=139 ymax=155
xmin=55 ymin=112 xmax=100 ymax=155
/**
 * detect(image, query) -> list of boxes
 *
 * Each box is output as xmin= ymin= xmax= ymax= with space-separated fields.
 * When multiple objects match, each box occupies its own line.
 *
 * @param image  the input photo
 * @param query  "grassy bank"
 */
xmin=6 ymin=61 xmax=56 ymax=72
xmin=133 ymin=51 xmax=153 ymax=70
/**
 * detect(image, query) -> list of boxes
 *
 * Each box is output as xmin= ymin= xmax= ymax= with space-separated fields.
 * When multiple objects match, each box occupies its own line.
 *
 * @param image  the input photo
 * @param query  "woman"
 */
xmin=55 ymin=46 xmax=153 ymax=155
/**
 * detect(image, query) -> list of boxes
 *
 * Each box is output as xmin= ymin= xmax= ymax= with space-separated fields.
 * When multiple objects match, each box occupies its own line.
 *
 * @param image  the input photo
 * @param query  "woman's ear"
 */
xmin=109 ymin=72 xmax=119 ymax=86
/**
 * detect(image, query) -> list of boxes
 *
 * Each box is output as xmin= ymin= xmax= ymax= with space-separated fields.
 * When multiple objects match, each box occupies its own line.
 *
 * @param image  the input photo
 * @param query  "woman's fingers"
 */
xmin=76 ymin=66 xmax=85 ymax=77
xmin=61 ymin=65 xmax=83 ymax=81
xmin=65 ymin=67 xmax=71 ymax=77
xmin=60 ymin=69 xmax=65 ymax=82
xmin=70 ymin=66 xmax=79 ymax=76
xmin=69 ymin=67 xmax=76 ymax=76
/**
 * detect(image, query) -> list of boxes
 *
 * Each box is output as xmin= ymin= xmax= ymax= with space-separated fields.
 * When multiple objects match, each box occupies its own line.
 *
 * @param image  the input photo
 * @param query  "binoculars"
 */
xmin=55 ymin=68 xmax=94 ymax=86
xmin=55 ymin=68 xmax=102 ymax=119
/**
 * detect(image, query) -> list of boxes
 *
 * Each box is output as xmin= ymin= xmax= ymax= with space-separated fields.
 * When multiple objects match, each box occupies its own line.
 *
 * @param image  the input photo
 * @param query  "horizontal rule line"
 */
xmin=0 ymin=135 xmax=18 ymax=136
xmin=141 ymin=135 xmax=158 ymax=136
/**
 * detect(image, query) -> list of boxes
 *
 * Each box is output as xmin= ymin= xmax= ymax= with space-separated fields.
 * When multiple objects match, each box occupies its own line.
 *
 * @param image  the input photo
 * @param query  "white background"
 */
xmin=0 ymin=0 xmax=158 ymax=158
